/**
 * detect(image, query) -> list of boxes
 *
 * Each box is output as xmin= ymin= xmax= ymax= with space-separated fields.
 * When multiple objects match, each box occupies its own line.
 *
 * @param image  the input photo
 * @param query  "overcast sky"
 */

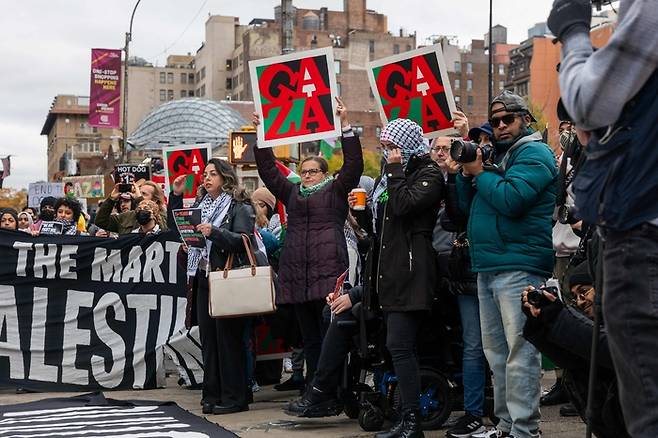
xmin=0 ymin=0 xmax=555 ymax=191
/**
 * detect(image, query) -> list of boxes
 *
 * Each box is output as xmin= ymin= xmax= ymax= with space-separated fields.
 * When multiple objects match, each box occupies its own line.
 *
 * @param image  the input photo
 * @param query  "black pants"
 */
xmin=602 ymin=223 xmax=658 ymax=437
xmin=385 ymin=311 xmax=424 ymax=412
xmin=312 ymin=305 xmax=357 ymax=393
xmin=197 ymin=274 xmax=250 ymax=407
xmin=294 ymin=299 xmax=328 ymax=384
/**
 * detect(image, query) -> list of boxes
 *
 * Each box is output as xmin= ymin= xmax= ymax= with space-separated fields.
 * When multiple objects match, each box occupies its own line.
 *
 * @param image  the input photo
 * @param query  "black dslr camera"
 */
xmin=450 ymin=139 xmax=494 ymax=164
xmin=527 ymin=279 xmax=560 ymax=308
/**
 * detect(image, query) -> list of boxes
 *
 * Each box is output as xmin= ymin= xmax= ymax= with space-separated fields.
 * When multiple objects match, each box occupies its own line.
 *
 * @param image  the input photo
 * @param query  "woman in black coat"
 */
xmin=168 ymin=158 xmax=263 ymax=415
xmin=253 ymin=98 xmax=363 ymax=386
xmin=361 ymin=118 xmax=444 ymax=438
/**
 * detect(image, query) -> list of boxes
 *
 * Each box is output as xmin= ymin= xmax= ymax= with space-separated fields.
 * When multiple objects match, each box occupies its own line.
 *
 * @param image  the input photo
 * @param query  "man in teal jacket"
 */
xmin=456 ymin=91 xmax=557 ymax=438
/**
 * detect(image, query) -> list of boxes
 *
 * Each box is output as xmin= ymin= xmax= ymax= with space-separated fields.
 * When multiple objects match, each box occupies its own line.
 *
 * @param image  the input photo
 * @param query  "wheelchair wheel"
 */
xmin=344 ymin=399 xmax=360 ymax=419
xmin=359 ymin=405 xmax=385 ymax=431
xmin=393 ymin=367 xmax=452 ymax=430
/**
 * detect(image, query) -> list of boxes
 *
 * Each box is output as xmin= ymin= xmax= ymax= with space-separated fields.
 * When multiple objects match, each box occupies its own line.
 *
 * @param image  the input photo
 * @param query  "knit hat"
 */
xmin=252 ymin=187 xmax=276 ymax=210
xmin=40 ymin=196 xmax=57 ymax=210
xmin=568 ymin=262 xmax=593 ymax=289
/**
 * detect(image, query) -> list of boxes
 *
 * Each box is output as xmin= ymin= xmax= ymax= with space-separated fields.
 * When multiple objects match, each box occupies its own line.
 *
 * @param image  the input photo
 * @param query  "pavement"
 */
xmin=0 ymin=374 xmax=586 ymax=437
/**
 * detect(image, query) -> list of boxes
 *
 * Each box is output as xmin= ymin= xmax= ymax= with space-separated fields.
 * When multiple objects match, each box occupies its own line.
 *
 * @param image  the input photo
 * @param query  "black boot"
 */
xmin=540 ymin=378 xmax=568 ymax=406
xmin=284 ymin=386 xmax=341 ymax=418
xmin=375 ymin=410 xmax=424 ymax=438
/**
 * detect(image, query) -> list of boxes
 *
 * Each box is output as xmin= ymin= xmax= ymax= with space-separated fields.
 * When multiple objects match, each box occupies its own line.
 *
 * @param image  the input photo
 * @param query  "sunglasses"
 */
xmin=489 ymin=113 xmax=520 ymax=128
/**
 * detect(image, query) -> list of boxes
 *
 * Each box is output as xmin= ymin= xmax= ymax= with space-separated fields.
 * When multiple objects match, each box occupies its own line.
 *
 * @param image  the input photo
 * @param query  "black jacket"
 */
xmin=364 ymin=154 xmax=444 ymax=312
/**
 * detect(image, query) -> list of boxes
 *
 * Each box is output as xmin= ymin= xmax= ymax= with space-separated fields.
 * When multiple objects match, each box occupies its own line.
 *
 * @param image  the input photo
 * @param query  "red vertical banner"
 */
xmin=89 ymin=48 xmax=122 ymax=129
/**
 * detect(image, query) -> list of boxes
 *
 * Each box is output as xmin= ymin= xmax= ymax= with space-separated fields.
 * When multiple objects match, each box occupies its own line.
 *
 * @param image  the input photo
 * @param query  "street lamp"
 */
xmin=121 ymin=0 xmax=142 ymax=163
xmin=488 ymin=0 xmax=493 ymax=105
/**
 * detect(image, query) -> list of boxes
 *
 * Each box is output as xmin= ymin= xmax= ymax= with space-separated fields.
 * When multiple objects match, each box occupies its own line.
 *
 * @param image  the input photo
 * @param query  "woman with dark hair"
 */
xmin=54 ymin=197 xmax=83 ymax=235
xmin=0 ymin=208 xmax=18 ymax=230
xmin=252 ymin=97 xmax=364 ymax=391
xmin=168 ymin=157 xmax=264 ymax=415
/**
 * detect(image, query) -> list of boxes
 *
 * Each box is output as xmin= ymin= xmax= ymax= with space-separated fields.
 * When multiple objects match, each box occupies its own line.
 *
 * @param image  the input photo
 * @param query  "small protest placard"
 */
xmin=39 ymin=221 xmax=64 ymax=235
xmin=173 ymin=208 xmax=206 ymax=248
xmin=113 ymin=163 xmax=151 ymax=185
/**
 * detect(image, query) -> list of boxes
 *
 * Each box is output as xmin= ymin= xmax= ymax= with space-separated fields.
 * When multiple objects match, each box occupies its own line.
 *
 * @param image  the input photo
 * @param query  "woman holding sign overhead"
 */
xmin=168 ymin=159 xmax=265 ymax=416
xmin=252 ymin=97 xmax=364 ymax=389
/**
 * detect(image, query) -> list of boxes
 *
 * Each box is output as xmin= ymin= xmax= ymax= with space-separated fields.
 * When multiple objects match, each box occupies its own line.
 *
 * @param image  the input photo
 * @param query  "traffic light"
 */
xmin=228 ymin=131 xmax=257 ymax=164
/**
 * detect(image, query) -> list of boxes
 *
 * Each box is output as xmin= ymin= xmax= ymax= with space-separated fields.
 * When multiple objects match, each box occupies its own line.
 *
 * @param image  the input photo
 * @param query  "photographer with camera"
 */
xmin=548 ymin=1 xmax=658 ymax=435
xmin=454 ymin=91 xmax=557 ymax=438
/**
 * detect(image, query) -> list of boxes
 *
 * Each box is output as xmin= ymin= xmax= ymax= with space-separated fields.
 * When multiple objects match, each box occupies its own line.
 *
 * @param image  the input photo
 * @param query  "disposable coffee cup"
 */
xmin=351 ymin=188 xmax=367 ymax=211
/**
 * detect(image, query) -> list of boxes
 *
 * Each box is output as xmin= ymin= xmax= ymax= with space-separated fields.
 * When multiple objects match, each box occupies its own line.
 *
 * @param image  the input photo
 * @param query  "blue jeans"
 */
xmin=457 ymin=294 xmax=486 ymax=417
xmin=603 ymin=224 xmax=658 ymax=437
xmin=477 ymin=271 xmax=544 ymax=438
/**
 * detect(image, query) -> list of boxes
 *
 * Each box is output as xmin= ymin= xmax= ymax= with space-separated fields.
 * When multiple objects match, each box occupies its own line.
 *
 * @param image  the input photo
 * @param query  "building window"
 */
xmin=167 ymin=89 xmax=174 ymax=100
xmin=375 ymin=127 xmax=382 ymax=137
xmin=180 ymin=90 xmax=187 ymax=98
xmin=200 ymin=67 xmax=206 ymax=80
xmin=336 ymin=82 xmax=341 ymax=96
xmin=181 ymin=73 xmax=187 ymax=84
xmin=498 ymin=64 xmax=505 ymax=75
xmin=334 ymin=60 xmax=341 ymax=74
xmin=353 ymin=126 xmax=364 ymax=135
xmin=200 ymin=84 xmax=206 ymax=97
xmin=467 ymin=79 xmax=473 ymax=91
xmin=226 ymin=59 xmax=232 ymax=71
xmin=167 ymin=72 xmax=174 ymax=84
xmin=466 ymin=62 xmax=473 ymax=74
xmin=226 ymin=78 xmax=233 ymax=89
xmin=455 ymin=96 xmax=461 ymax=104
xmin=454 ymin=79 xmax=460 ymax=89
xmin=393 ymin=44 xmax=400 ymax=54
xmin=195 ymin=72 xmax=200 ymax=83
xmin=188 ymin=73 xmax=194 ymax=83
xmin=369 ymin=40 xmax=375 ymax=54
xmin=188 ymin=90 xmax=195 ymax=97
xmin=517 ymin=81 xmax=529 ymax=96
xmin=239 ymin=53 xmax=243 ymax=66
xmin=159 ymin=89 xmax=166 ymax=101
xmin=499 ymin=80 xmax=505 ymax=90
xmin=159 ymin=72 xmax=166 ymax=84
xmin=195 ymin=88 xmax=200 ymax=97
xmin=467 ymin=95 xmax=474 ymax=106
xmin=455 ymin=61 xmax=461 ymax=73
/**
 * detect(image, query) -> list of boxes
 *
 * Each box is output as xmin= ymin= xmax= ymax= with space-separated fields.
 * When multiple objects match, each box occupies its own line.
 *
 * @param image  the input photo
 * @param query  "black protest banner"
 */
xmin=0 ymin=230 xmax=190 ymax=391
xmin=0 ymin=392 xmax=238 ymax=437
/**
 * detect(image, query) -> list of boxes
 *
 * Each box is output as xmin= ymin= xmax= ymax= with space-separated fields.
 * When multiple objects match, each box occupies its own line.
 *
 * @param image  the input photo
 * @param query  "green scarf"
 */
xmin=299 ymin=176 xmax=334 ymax=197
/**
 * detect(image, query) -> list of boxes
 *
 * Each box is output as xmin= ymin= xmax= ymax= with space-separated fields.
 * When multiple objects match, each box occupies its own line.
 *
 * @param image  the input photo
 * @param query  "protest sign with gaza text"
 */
xmin=367 ymin=44 xmax=458 ymax=138
xmin=250 ymin=47 xmax=341 ymax=148
xmin=163 ymin=144 xmax=211 ymax=208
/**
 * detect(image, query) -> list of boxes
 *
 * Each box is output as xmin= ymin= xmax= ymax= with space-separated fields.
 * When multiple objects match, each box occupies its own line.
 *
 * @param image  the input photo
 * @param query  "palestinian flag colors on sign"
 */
xmin=249 ymin=47 xmax=342 ymax=148
xmin=367 ymin=44 xmax=458 ymax=138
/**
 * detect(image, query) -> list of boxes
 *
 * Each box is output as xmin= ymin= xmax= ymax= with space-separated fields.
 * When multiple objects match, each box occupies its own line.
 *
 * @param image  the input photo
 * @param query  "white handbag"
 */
xmin=208 ymin=234 xmax=276 ymax=318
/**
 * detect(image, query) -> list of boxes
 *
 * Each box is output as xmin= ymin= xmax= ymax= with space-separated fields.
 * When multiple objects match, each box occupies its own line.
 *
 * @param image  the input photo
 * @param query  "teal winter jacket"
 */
xmin=456 ymin=131 xmax=557 ymax=277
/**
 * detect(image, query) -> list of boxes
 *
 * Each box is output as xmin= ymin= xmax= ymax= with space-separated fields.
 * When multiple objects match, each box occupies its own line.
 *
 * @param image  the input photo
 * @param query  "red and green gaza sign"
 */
xmin=250 ymin=47 xmax=341 ymax=148
xmin=367 ymin=45 xmax=458 ymax=138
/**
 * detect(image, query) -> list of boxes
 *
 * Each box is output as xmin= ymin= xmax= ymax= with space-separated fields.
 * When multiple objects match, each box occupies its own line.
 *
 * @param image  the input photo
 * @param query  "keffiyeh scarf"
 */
xmin=299 ymin=175 xmax=334 ymax=197
xmin=187 ymin=192 xmax=233 ymax=277
xmin=371 ymin=118 xmax=428 ymax=232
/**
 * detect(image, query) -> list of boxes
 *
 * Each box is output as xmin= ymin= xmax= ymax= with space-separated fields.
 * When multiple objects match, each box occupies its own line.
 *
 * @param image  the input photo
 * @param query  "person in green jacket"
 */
xmin=95 ymin=181 xmax=168 ymax=235
xmin=454 ymin=91 xmax=557 ymax=438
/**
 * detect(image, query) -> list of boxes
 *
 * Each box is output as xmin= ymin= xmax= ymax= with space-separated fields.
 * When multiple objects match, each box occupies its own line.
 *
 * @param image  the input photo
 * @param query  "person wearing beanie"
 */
xmin=0 ymin=208 xmax=18 ymax=230
xmin=30 ymin=196 xmax=57 ymax=233
xmin=568 ymin=262 xmax=594 ymax=319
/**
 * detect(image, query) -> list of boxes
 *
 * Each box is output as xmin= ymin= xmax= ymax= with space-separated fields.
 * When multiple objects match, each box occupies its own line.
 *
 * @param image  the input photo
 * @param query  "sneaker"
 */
xmin=251 ymin=381 xmax=261 ymax=393
xmin=446 ymin=414 xmax=486 ymax=438
xmin=471 ymin=428 xmax=510 ymax=438
xmin=283 ymin=358 xmax=293 ymax=373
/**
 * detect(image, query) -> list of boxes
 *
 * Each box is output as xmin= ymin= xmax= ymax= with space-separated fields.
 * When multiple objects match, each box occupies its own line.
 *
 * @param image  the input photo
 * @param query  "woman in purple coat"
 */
xmin=253 ymin=98 xmax=363 ymax=386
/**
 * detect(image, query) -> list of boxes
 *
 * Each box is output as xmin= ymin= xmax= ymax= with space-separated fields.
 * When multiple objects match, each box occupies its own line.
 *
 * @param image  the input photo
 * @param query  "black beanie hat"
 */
xmin=568 ymin=262 xmax=593 ymax=289
xmin=40 ymin=196 xmax=57 ymax=210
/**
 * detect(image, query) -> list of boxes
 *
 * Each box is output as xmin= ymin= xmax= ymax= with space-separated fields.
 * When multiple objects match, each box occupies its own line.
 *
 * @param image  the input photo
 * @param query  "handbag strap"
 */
xmin=223 ymin=234 xmax=257 ymax=278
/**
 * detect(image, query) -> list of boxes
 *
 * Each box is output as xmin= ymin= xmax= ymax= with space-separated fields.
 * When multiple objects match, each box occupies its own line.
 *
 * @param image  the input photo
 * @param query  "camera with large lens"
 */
xmin=450 ymin=138 xmax=494 ymax=164
xmin=557 ymin=204 xmax=580 ymax=225
xmin=527 ymin=280 xmax=560 ymax=308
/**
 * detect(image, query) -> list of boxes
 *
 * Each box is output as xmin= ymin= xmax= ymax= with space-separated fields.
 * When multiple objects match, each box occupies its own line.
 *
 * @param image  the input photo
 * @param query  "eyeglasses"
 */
xmin=431 ymin=146 xmax=450 ymax=153
xmin=300 ymin=169 xmax=323 ymax=176
xmin=574 ymin=286 xmax=594 ymax=300
xmin=489 ymin=113 xmax=520 ymax=128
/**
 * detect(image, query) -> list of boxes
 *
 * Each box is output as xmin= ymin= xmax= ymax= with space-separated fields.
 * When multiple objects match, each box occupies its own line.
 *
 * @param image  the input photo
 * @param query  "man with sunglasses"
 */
xmin=456 ymin=91 xmax=557 ymax=438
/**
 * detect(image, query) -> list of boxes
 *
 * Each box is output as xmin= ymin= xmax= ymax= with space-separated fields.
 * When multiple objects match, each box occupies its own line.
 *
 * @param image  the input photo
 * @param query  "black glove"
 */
xmin=547 ymin=0 xmax=592 ymax=42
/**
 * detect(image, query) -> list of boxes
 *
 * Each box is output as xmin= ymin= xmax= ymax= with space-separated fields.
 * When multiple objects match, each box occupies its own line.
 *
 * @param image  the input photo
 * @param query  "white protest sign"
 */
xmin=28 ymin=183 xmax=64 ymax=209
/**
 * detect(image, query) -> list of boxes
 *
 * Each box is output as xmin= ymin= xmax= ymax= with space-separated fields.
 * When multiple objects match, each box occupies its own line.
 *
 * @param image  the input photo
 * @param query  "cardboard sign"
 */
xmin=173 ymin=208 xmax=206 ymax=248
xmin=367 ymin=44 xmax=457 ymax=138
xmin=229 ymin=131 xmax=257 ymax=164
xmin=162 ymin=144 xmax=212 ymax=208
xmin=249 ymin=47 xmax=341 ymax=148
xmin=113 ymin=163 xmax=151 ymax=185
xmin=62 ymin=175 xmax=105 ymax=199
xmin=39 ymin=221 xmax=64 ymax=235
xmin=28 ymin=183 xmax=64 ymax=209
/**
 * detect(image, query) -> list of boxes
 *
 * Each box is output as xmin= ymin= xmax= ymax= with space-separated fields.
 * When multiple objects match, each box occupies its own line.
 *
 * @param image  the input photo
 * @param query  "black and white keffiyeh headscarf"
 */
xmin=186 ymin=192 xmax=233 ymax=277
xmin=371 ymin=118 xmax=428 ymax=231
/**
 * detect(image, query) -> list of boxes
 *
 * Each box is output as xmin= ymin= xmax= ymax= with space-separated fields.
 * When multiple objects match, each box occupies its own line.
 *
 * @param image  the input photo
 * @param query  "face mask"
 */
xmin=136 ymin=210 xmax=152 ymax=226
xmin=40 ymin=210 xmax=55 ymax=221
xmin=559 ymin=130 xmax=575 ymax=151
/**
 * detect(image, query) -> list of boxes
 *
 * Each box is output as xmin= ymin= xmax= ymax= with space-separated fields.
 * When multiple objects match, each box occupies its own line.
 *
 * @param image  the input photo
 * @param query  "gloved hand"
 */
xmin=547 ymin=0 xmax=592 ymax=42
